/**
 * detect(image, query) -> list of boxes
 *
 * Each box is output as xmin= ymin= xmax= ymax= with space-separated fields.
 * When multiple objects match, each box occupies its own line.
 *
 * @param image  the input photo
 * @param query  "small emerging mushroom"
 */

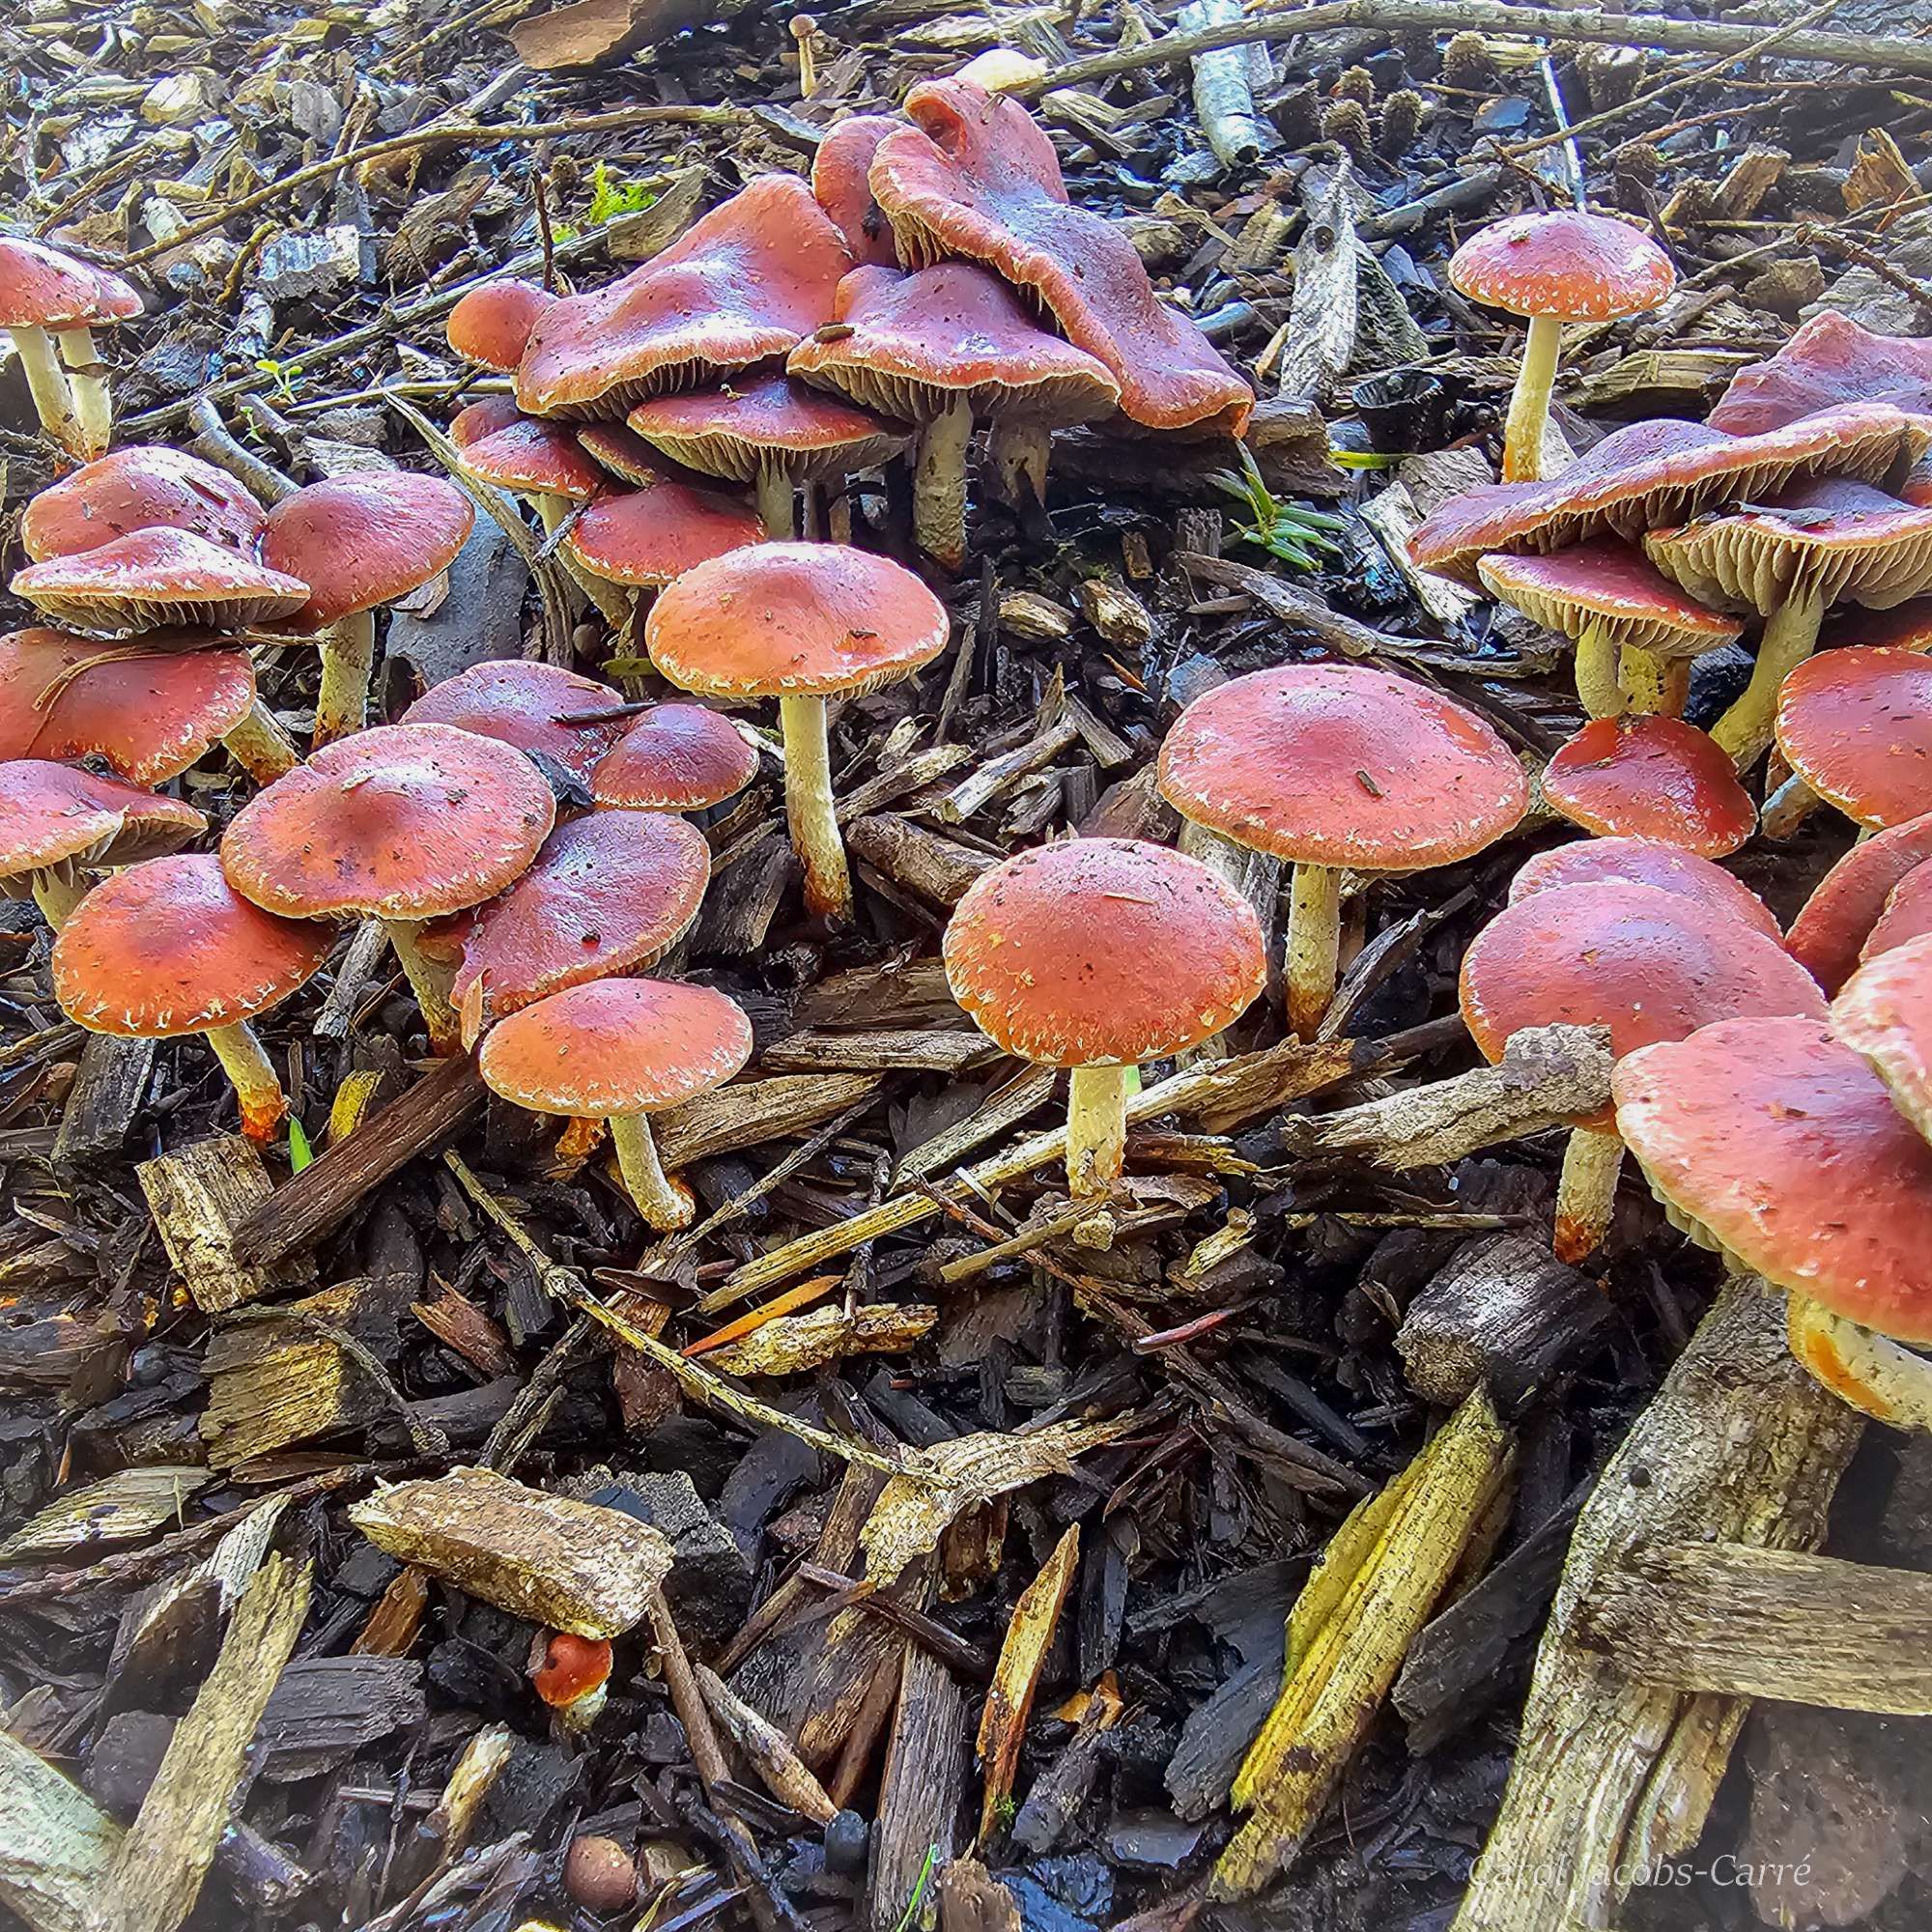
xmin=51 ymin=853 xmax=329 ymax=1143
xmin=0 ymin=238 xmax=142 ymax=460
xmin=447 ymin=277 xmax=558 ymax=373
xmin=530 ymin=1631 xmax=613 ymax=1732
xmin=1541 ymin=716 xmax=1756 ymax=859
xmin=1774 ymin=646 xmax=1932 ymax=832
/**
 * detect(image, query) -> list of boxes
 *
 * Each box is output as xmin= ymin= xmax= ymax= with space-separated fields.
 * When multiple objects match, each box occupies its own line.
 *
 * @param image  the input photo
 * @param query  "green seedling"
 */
xmin=1210 ymin=443 xmax=1349 ymax=570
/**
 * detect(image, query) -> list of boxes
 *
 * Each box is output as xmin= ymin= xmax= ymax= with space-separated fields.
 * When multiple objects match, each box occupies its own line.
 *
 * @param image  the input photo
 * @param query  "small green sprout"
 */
xmin=1209 ymin=443 xmax=1349 ymax=570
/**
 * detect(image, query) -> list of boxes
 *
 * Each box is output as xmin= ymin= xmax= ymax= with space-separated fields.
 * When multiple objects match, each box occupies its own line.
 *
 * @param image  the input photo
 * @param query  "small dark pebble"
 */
xmin=823 ymin=1808 xmax=869 ymax=1875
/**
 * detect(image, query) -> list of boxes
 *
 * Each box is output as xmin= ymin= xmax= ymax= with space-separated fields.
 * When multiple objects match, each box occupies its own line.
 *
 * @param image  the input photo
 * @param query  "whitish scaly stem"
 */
xmin=611 ymin=1113 xmax=694 ymax=1230
xmin=778 ymin=693 xmax=852 ymax=923
xmin=754 ymin=466 xmax=796 ymax=540
xmin=8 ymin=324 xmax=85 ymax=459
xmin=55 ymin=326 xmax=111 ymax=461
xmin=1502 ymin=310 xmax=1563 ymax=484
xmin=1618 ymin=646 xmax=1689 ymax=717
xmin=1712 ymin=594 xmax=1825 ymax=770
xmin=1287 ymin=862 xmax=1343 ymax=1040
xmin=913 ymin=395 xmax=972 ymax=572
xmin=30 ymin=867 xmax=88 ymax=929
xmin=206 ymin=1020 xmax=289 ymax=1143
xmin=222 ymin=698 xmax=299 ymax=783
xmin=1573 ymin=614 xmax=1622 ymax=719
xmin=312 ymin=607 xmax=378 ymax=746
xmin=1760 ymin=770 xmax=1823 ymax=840
xmin=1788 ymin=1294 xmax=1932 ymax=1432
xmin=384 ymin=919 xmax=460 ymax=1054
xmin=987 ymin=420 xmax=1052 ymax=511
xmin=1066 ymin=1061 xmax=1131 ymax=1248
xmin=1553 ymin=1123 xmax=1624 ymax=1264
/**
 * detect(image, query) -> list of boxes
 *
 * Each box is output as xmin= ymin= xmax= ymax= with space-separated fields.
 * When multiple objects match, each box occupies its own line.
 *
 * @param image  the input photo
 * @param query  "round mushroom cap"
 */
xmin=942 ymin=837 xmax=1265 ymax=1066
xmin=51 ymin=853 xmax=329 ymax=1037
xmin=868 ymin=80 xmax=1253 ymax=435
xmin=1776 ymin=647 xmax=1932 ymax=829
xmin=646 ymin=542 xmax=949 ymax=699
xmin=1833 ymin=933 xmax=1932 ymax=1146
xmin=1409 ymin=405 xmax=1930 ymax=586
xmin=788 ymin=263 xmax=1121 ymax=427
xmin=1475 ymin=542 xmax=1739 ymax=660
xmin=1541 ymin=716 xmax=1756 ymax=858
xmin=1157 ymin=664 xmax=1527 ymax=871
xmin=1786 ymin=810 xmax=1932 ymax=991
xmin=450 ymin=396 xmax=529 ymax=449
xmin=1863 ymin=861 xmax=1932 ymax=961
xmin=562 ymin=472 xmax=766 ymax=588
xmin=0 ymin=628 xmax=256 ymax=783
xmin=0 ymin=759 xmax=206 ymax=895
xmin=590 ymin=703 xmax=758 ymax=810
xmin=812 ymin=114 xmax=903 ymax=267
xmin=1710 ymin=313 xmax=1932 ymax=438
xmin=1509 ymin=837 xmax=1780 ymax=942
xmin=449 ymin=810 xmax=712 ymax=1038
xmin=259 ymin=471 xmax=474 ymax=630
xmin=627 ymin=374 xmax=909 ymax=485
xmin=220 ymin=723 xmax=555 ymax=922
xmin=20 ymin=447 xmax=264 ymax=562
xmin=447 ymin=277 xmax=557 ymax=372
xmin=478 ymin=978 xmax=753 ymax=1120
xmin=1460 ymin=881 xmax=1827 ymax=1126
xmin=0 ymin=239 xmax=140 ymax=329
xmin=515 ymin=177 xmax=854 ymax=417
xmin=1615 ymin=1014 xmax=1932 ymax=1342
xmin=1447 ymin=210 xmax=1675 ymax=322
xmin=11 ymin=527 xmax=309 ymax=637
xmin=401 ymin=661 xmax=628 ymax=785
xmin=574 ymin=421 xmax=670 ymax=485
xmin=1645 ymin=480 xmax=1932 ymax=619
xmin=1823 ymin=599 xmax=1932 ymax=653
xmin=458 ymin=418 xmax=604 ymax=502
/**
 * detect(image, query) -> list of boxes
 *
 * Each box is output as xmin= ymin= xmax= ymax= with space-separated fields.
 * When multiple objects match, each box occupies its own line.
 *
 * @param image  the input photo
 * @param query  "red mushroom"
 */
xmin=11 ymin=526 xmax=308 ymax=637
xmin=589 ymin=703 xmax=758 ymax=812
xmin=447 ymin=277 xmax=557 ymax=373
xmin=20 ymin=447 xmax=264 ymax=562
xmin=1785 ymin=810 xmax=1932 ymax=991
xmin=1773 ymin=646 xmax=1932 ymax=832
xmin=1709 ymin=313 xmax=1932 ymax=439
xmin=529 ymin=1631 xmax=613 ymax=1732
xmin=560 ymin=467 xmax=766 ymax=611
xmin=1509 ymin=837 xmax=1780 ymax=943
xmin=400 ymin=661 xmax=630 ymax=787
xmin=1834 ymin=931 xmax=1932 ymax=1147
xmin=449 ymin=395 xmax=529 ymax=449
xmin=1540 ymin=716 xmax=1756 ymax=859
xmin=812 ymin=114 xmax=903 ymax=267
xmin=1862 ymin=860 xmax=1932 ymax=961
xmin=0 ymin=238 xmax=142 ymax=459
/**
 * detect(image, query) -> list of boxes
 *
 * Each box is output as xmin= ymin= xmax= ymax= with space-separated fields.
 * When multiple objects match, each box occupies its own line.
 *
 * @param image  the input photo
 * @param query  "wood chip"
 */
xmin=977 ymin=1525 xmax=1080 ymax=1842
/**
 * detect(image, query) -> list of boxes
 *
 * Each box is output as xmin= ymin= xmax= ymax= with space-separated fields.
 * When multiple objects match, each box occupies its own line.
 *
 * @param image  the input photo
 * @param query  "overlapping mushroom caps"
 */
xmin=943 ymin=838 xmax=1264 ymax=1237
xmin=479 ymin=979 xmax=753 ymax=1230
xmin=12 ymin=527 xmax=308 ymax=636
xmin=258 ymin=470 xmax=475 ymax=745
xmin=1447 ymin=211 xmax=1674 ymax=483
xmin=1863 ymin=860 xmax=1932 ymax=960
xmin=51 ymin=854 xmax=329 ymax=1143
xmin=1541 ymin=716 xmax=1756 ymax=858
xmin=220 ymin=724 xmax=554 ymax=1051
xmin=1709 ymin=313 xmax=1932 ymax=439
xmin=1773 ymin=646 xmax=1932 ymax=832
xmin=1615 ymin=1013 xmax=1932 ymax=1431
xmin=1510 ymin=836 xmax=1780 ymax=941
xmin=811 ymin=114 xmax=903 ymax=267
xmin=0 ymin=238 xmax=142 ymax=460
xmin=560 ymin=459 xmax=767 ymax=605
xmin=789 ymin=262 xmax=1120 ymax=567
xmin=20 ymin=447 xmax=264 ymax=561
xmin=1158 ymin=664 xmax=1527 ymax=1037
xmin=590 ymin=703 xmax=757 ymax=812
xmin=646 ymin=543 xmax=949 ymax=921
xmin=1462 ymin=881 xmax=1827 ymax=1263
xmin=515 ymin=176 xmax=853 ymax=418
xmin=867 ymin=80 xmax=1253 ymax=438
xmin=447 ymin=276 xmax=558 ymax=372
xmin=1475 ymin=542 xmax=1738 ymax=718
xmin=402 ymin=661 xmax=630 ymax=787
xmin=1785 ymin=810 xmax=1932 ymax=990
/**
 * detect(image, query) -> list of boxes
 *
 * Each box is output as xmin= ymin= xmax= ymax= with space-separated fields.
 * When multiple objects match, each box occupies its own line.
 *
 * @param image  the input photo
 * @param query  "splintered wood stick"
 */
xmin=696 ymin=1665 xmax=839 ymax=1825
xmin=978 ymin=1526 xmax=1080 ymax=1844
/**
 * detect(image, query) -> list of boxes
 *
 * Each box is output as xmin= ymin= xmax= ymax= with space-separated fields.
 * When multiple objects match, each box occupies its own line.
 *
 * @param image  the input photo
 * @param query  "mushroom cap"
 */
xmin=627 ymin=373 xmax=909 ymax=484
xmin=20 ymin=447 xmax=264 ymax=563
xmin=574 ymin=421 xmax=669 ymax=486
xmin=258 ymin=471 xmax=475 ymax=629
xmin=1408 ymin=405 xmax=1930 ymax=586
xmin=943 ymin=837 xmax=1264 ymax=1066
xmin=449 ymin=396 xmax=530 ymax=448
xmin=0 ymin=758 xmax=205 ymax=894
xmin=220 ymin=723 xmax=555 ymax=921
xmin=1509 ymin=836 xmax=1780 ymax=942
xmin=0 ymin=628 xmax=256 ymax=784
xmin=1461 ymin=882 xmax=1827 ymax=1126
xmin=1156 ymin=664 xmax=1527 ymax=870
xmin=478 ymin=978 xmax=753 ymax=1119
xmin=1833 ymin=933 xmax=1932 ymax=1147
xmin=1786 ymin=810 xmax=1932 ymax=991
xmin=868 ymin=80 xmax=1253 ymax=435
xmin=446 ymin=277 xmax=557 ymax=372
xmin=515 ymin=177 xmax=854 ymax=417
xmin=645 ymin=541 xmax=949 ymax=699
xmin=589 ymin=703 xmax=758 ymax=810
xmin=531 ymin=1633 xmax=612 ymax=1706
xmin=51 ymin=852 xmax=329 ymax=1037
xmin=1863 ymin=861 xmax=1932 ymax=960
xmin=1475 ymin=541 xmax=1739 ymax=660
xmin=448 ymin=809 xmax=712 ymax=1037
xmin=1541 ymin=716 xmax=1756 ymax=858
xmin=1644 ymin=479 xmax=1932 ymax=619
xmin=561 ymin=470 xmax=766 ymax=588
xmin=812 ymin=114 xmax=903 ymax=267
xmin=1775 ymin=647 xmax=1932 ymax=829
xmin=1614 ymin=1015 xmax=1932 ymax=1341
xmin=0 ymin=239 xmax=140 ymax=329
xmin=1822 ymin=598 xmax=1932 ymax=653
xmin=400 ymin=660 xmax=629 ymax=785
xmin=1446 ymin=210 xmax=1675 ymax=322
xmin=458 ymin=417 xmax=604 ymax=501
xmin=1709 ymin=313 xmax=1932 ymax=438
xmin=11 ymin=527 xmax=309 ymax=637
xmin=787 ymin=262 xmax=1121 ymax=427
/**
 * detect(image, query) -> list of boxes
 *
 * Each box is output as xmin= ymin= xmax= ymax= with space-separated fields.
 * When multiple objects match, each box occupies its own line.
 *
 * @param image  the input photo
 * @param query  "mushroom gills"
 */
xmin=1787 ymin=1294 xmax=1932 ymax=1432
xmin=30 ymin=865 xmax=90 ymax=930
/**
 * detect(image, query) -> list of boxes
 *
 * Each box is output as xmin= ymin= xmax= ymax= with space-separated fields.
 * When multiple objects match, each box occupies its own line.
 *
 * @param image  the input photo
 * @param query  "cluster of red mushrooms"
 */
xmin=8 ymin=128 xmax=1932 ymax=1440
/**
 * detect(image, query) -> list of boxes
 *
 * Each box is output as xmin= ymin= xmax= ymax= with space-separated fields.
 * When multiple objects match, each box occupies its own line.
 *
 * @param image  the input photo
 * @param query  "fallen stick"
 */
xmin=1179 ymin=0 xmax=1273 ymax=168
